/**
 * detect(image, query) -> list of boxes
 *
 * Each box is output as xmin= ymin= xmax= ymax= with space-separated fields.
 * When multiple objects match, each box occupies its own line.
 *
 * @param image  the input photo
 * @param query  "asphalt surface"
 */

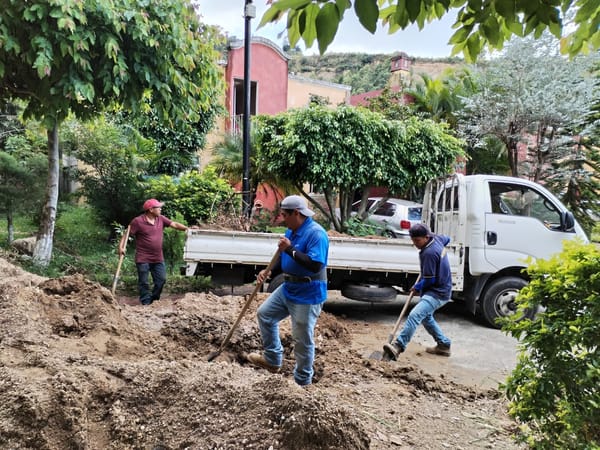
xmin=323 ymin=293 xmax=520 ymax=390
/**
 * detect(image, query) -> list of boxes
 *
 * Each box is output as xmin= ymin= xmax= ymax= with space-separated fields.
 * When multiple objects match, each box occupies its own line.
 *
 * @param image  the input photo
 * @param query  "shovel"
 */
xmin=207 ymin=249 xmax=281 ymax=362
xmin=111 ymin=226 xmax=130 ymax=295
xmin=369 ymin=287 xmax=417 ymax=361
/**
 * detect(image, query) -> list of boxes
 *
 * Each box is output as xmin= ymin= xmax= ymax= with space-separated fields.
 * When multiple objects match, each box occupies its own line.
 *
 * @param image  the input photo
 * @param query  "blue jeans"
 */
xmin=136 ymin=262 xmax=166 ymax=305
xmin=396 ymin=293 xmax=451 ymax=350
xmin=256 ymin=285 xmax=323 ymax=386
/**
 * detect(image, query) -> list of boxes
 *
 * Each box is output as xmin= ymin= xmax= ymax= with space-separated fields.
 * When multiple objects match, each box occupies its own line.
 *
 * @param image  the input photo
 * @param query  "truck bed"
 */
xmin=184 ymin=229 xmax=461 ymax=275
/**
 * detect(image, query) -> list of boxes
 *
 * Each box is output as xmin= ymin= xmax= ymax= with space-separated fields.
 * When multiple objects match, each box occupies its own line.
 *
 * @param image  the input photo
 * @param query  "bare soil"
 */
xmin=0 ymin=257 xmax=523 ymax=449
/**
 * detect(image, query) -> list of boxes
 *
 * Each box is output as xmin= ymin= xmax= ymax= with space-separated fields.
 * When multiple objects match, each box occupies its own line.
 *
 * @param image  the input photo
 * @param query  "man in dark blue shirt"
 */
xmin=247 ymin=195 xmax=329 ymax=386
xmin=384 ymin=223 xmax=452 ymax=360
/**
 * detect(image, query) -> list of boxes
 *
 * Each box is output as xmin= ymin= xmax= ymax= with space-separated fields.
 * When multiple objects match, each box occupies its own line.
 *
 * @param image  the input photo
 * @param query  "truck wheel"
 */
xmin=480 ymin=277 xmax=534 ymax=328
xmin=266 ymin=273 xmax=285 ymax=293
xmin=341 ymin=283 xmax=398 ymax=302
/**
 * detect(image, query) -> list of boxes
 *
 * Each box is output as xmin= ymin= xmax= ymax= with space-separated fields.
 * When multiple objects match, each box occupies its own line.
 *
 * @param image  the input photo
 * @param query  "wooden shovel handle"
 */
xmin=209 ymin=249 xmax=281 ymax=360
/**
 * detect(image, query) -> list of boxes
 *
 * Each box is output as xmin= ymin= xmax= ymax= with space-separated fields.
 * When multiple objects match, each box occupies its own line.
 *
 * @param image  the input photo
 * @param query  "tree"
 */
xmin=0 ymin=0 xmax=223 ymax=266
xmin=211 ymin=132 xmax=291 ymax=213
xmin=0 ymin=135 xmax=47 ymax=244
xmin=61 ymin=116 xmax=151 ymax=231
xmin=459 ymin=36 xmax=597 ymax=178
xmin=363 ymin=87 xmax=413 ymax=122
xmin=261 ymin=0 xmax=600 ymax=60
xmin=405 ymin=68 xmax=476 ymax=129
xmin=543 ymin=61 xmax=600 ymax=236
xmin=254 ymin=105 xmax=463 ymax=232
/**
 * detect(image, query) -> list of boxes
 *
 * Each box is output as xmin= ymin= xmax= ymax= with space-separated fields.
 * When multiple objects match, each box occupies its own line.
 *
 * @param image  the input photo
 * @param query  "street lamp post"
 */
xmin=242 ymin=0 xmax=255 ymax=218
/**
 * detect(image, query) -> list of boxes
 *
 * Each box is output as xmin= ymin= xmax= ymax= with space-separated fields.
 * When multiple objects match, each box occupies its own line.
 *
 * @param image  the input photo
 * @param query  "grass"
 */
xmin=0 ymin=202 xmax=211 ymax=295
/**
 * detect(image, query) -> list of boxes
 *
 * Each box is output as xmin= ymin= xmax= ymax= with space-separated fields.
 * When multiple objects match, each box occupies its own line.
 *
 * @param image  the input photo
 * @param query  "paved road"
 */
xmin=323 ymin=293 xmax=520 ymax=390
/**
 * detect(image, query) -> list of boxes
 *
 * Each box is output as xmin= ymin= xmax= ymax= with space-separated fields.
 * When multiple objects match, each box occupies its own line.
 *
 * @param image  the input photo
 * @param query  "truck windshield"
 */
xmin=489 ymin=183 xmax=562 ymax=228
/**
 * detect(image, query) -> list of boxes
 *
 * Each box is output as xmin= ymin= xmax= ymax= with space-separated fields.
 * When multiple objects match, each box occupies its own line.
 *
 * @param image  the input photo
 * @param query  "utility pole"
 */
xmin=242 ymin=0 xmax=255 ymax=218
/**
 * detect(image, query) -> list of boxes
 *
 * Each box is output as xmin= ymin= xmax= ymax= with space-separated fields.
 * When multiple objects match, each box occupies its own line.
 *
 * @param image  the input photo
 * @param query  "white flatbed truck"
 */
xmin=183 ymin=174 xmax=587 ymax=327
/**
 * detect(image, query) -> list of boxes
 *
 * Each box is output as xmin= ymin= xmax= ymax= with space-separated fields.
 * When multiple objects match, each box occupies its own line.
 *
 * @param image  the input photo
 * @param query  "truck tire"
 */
xmin=480 ymin=277 xmax=534 ymax=328
xmin=341 ymin=283 xmax=398 ymax=302
xmin=266 ymin=273 xmax=285 ymax=293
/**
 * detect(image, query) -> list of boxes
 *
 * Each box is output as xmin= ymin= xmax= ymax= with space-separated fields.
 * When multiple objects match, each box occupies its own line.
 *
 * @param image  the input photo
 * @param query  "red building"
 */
xmin=223 ymin=37 xmax=289 ymax=134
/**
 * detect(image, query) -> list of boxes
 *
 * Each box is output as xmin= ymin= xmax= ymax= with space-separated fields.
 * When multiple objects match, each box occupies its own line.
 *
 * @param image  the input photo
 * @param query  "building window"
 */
xmin=233 ymin=78 xmax=257 ymax=117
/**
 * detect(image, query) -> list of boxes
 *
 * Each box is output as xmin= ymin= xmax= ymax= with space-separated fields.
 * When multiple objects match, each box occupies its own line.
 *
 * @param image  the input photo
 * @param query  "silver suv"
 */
xmin=351 ymin=197 xmax=423 ymax=238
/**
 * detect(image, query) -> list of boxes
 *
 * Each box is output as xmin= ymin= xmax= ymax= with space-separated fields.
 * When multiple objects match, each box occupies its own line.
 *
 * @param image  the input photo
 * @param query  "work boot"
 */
xmin=382 ymin=342 xmax=404 ymax=361
xmin=246 ymin=353 xmax=280 ymax=373
xmin=425 ymin=344 xmax=451 ymax=357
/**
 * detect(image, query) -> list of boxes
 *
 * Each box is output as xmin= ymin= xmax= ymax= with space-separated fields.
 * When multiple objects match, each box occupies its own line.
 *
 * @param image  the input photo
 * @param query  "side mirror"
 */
xmin=560 ymin=211 xmax=575 ymax=232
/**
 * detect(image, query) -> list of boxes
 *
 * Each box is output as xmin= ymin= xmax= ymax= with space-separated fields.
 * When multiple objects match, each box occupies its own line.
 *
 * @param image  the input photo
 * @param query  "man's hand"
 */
xmin=277 ymin=237 xmax=291 ymax=252
xmin=257 ymin=269 xmax=271 ymax=284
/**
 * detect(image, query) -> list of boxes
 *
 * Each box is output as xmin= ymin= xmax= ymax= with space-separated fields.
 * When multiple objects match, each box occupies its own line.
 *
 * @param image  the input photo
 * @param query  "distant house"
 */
xmin=349 ymin=52 xmax=414 ymax=107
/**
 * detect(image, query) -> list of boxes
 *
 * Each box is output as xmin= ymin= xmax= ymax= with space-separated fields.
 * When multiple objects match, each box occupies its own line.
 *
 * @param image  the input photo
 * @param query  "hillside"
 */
xmin=287 ymin=52 xmax=465 ymax=94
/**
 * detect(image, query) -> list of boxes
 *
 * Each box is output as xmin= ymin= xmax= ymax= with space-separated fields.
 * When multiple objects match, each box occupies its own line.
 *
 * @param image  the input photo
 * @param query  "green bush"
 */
xmin=501 ymin=240 xmax=600 ymax=449
xmin=146 ymin=167 xmax=237 ymax=225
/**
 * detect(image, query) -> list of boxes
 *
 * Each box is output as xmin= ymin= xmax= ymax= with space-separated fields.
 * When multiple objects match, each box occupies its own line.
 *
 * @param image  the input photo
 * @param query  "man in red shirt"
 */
xmin=119 ymin=199 xmax=188 ymax=305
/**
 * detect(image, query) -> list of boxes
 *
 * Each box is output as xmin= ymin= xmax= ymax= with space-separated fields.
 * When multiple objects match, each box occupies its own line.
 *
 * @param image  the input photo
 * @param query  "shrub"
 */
xmin=501 ymin=240 xmax=600 ymax=449
xmin=146 ymin=167 xmax=237 ymax=225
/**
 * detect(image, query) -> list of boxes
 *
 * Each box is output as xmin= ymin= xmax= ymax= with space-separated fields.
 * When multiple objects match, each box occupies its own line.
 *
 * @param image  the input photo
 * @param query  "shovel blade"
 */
xmin=368 ymin=350 xmax=384 ymax=360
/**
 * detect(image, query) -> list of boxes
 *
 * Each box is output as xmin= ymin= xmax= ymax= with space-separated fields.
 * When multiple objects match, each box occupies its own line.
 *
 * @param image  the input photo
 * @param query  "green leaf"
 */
xmin=354 ymin=0 xmax=378 ymax=34
xmin=481 ymin=16 xmax=500 ymax=46
xmin=316 ymin=3 xmax=340 ymax=54
xmin=507 ymin=19 xmax=524 ymax=37
xmin=448 ymin=25 xmax=470 ymax=45
xmin=258 ymin=5 xmax=285 ymax=27
xmin=392 ymin=0 xmax=410 ymax=28
xmin=406 ymin=0 xmax=422 ymax=22
xmin=495 ymin=0 xmax=516 ymax=21
xmin=287 ymin=10 xmax=302 ymax=47
xmin=465 ymin=33 xmax=481 ymax=60
xmin=335 ymin=0 xmax=352 ymax=17
xmin=300 ymin=3 xmax=320 ymax=47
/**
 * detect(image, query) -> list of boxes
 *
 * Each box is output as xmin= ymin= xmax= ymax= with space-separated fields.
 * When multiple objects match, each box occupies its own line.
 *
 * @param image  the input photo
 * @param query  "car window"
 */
xmin=351 ymin=199 xmax=375 ymax=213
xmin=489 ymin=182 xmax=561 ymax=226
xmin=374 ymin=202 xmax=395 ymax=217
xmin=407 ymin=207 xmax=422 ymax=221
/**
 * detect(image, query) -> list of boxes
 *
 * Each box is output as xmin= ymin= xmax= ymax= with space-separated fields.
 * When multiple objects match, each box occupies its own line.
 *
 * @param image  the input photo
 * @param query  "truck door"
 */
xmin=484 ymin=181 xmax=577 ymax=268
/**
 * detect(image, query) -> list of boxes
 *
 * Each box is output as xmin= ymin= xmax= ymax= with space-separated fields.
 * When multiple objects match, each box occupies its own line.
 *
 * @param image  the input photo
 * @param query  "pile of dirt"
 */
xmin=0 ymin=257 xmax=522 ymax=449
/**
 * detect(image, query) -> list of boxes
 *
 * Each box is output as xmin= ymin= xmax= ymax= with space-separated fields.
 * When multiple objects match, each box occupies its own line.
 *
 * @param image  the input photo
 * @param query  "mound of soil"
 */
xmin=0 ymin=258 xmax=522 ymax=449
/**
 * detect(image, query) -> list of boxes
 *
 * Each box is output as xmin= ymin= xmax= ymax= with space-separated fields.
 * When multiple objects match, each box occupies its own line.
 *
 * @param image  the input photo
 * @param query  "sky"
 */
xmin=197 ymin=2 xmax=458 ymax=58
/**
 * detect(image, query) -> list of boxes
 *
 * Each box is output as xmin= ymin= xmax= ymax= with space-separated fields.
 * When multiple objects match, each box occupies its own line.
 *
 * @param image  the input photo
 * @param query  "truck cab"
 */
xmin=423 ymin=174 xmax=587 ymax=327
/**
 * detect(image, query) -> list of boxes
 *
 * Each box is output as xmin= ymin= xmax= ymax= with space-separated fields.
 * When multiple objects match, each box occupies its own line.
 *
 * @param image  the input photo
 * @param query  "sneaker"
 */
xmin=382 ymin=342 xmax=404 ymax=361
xmin=425 ymin=344 xmax=451 ymax=357
xmin=246 ymin=353 xmax=280 ymax=373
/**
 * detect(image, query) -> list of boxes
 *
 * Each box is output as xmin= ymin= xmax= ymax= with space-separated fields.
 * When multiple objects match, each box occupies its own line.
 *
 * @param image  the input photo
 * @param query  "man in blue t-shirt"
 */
xmin=383 ymin=223 xmax=452 ymax=360
xmin=247 ymin=195 xmax=329 ymax=386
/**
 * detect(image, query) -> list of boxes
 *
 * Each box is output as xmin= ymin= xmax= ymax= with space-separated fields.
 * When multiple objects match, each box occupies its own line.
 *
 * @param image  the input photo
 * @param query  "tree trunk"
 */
xmin=33 ymin=123 xmax=60 ymax=267
xmin=7 ymin=202 xmax=14 ymax=245
xmin=506 ymin=121 xmax=520 ymax=178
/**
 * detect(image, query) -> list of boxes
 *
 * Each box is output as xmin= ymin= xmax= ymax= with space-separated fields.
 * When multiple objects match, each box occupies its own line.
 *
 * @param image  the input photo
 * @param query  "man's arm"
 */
xmin=169 ymin=221 xmax=188 ymax=232
xmin=283 ymin=247 xmax=323 ymax=273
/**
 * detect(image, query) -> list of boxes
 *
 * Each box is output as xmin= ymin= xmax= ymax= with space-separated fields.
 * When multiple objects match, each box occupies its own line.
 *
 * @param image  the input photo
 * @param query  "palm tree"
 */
xmin=211 ymin=132 xmax=291 ymax=217
xmin=405 ymin=68 xmax=475 ymax=129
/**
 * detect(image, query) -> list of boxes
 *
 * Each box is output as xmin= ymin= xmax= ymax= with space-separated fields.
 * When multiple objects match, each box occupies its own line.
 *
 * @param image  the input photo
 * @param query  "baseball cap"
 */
xmin=280 ymin=195 xmax=315 ymax=217
xmin=409 ymin=223 xmax=432 ymax=238
xmin=143 ymin=198 xmax=163 ymax=211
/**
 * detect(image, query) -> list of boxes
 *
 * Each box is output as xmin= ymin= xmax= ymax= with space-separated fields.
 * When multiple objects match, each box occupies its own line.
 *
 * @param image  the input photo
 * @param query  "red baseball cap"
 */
xmin=143 ymin=198 xmax=163 ymax=211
